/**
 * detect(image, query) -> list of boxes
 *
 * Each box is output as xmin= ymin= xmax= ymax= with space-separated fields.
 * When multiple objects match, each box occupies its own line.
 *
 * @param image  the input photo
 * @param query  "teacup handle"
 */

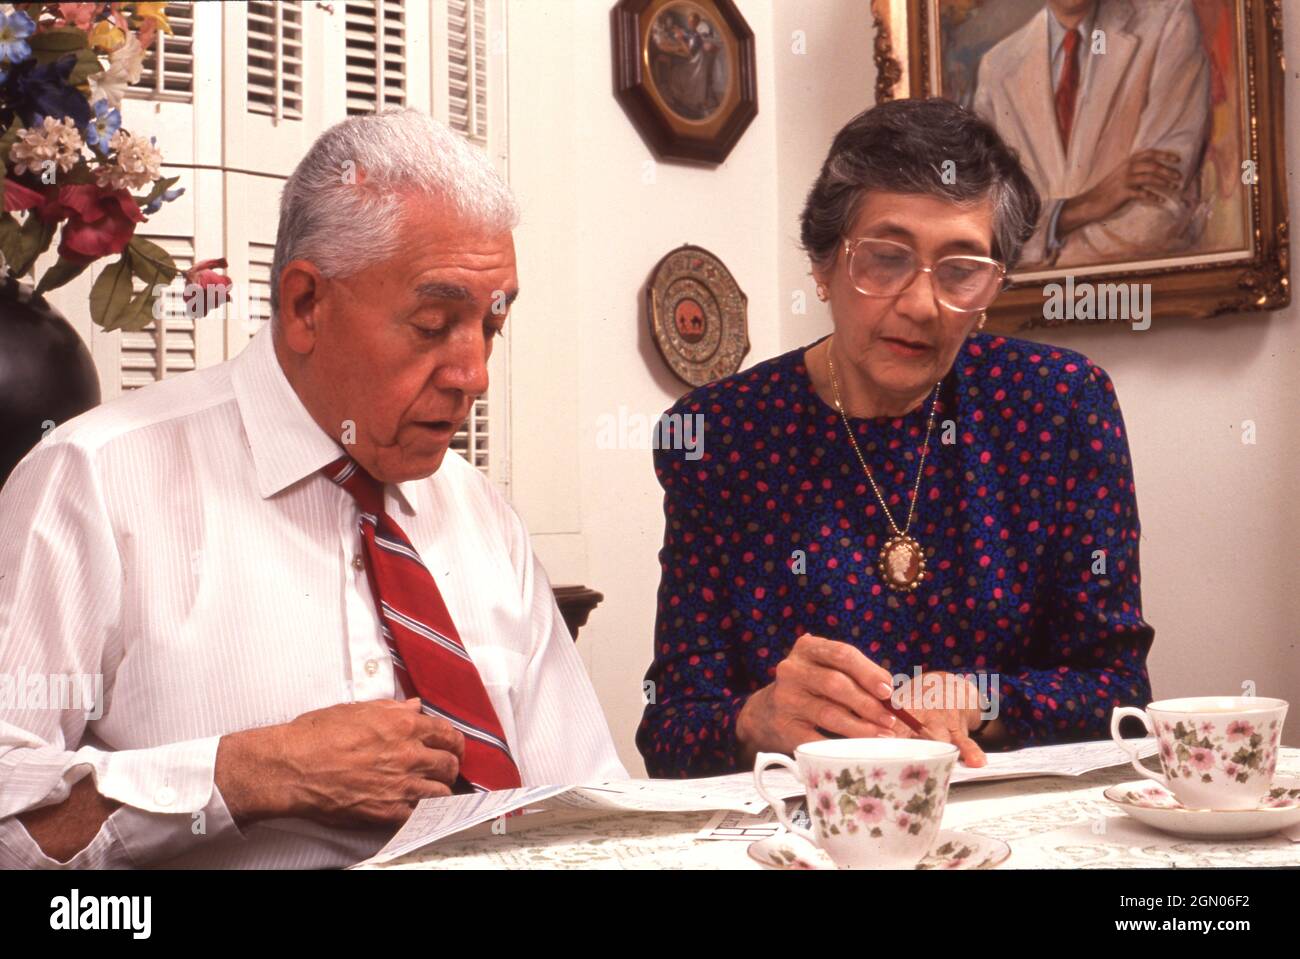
xmin=754 ymin=752 xmax=818 ymax=846
xmin=1110 ymin=706 xmax=1167 ymax=788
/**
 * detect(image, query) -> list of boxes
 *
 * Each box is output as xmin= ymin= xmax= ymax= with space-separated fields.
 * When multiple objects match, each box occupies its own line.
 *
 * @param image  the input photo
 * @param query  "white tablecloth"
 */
xmin=363 ymin=747 xmax=1300 ymax=869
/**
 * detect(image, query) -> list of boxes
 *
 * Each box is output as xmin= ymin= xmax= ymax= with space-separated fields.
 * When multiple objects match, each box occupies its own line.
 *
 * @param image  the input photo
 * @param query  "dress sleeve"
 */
xmin=994 ymin=362 xmax=1155 ymax=747
xmin=636 ymin=422 xmax=753 ymax=778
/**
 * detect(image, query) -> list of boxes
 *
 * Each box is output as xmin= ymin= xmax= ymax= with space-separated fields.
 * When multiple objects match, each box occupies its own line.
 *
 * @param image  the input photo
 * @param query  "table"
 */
xmin=365 ymin=748 xmax=1300 ymax=870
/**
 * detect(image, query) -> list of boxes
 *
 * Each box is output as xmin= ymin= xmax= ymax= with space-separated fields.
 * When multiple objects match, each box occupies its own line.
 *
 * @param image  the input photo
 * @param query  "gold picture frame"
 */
xmin=870 ymin=0 xmax=1289 ymax=332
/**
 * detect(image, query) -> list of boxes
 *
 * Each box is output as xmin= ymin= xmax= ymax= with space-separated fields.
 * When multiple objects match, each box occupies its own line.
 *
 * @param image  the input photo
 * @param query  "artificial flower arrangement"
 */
xmin=0 ymin=2 xmax=230 ymax=329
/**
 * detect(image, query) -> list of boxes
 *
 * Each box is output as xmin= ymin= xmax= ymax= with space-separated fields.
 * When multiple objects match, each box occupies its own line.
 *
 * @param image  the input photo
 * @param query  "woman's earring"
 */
xmin=977 ymin=312 xmax=987 ymax=330
xmin=816 ymin=284 xmax=829 ymax=302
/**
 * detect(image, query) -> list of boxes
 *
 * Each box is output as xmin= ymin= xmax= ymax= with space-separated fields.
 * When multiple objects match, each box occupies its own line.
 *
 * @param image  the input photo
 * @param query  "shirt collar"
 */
xmin=1048 ymin=1 xmax=1097 ymax=58
xmin=230 ymin=324 xmax=422 ymax=514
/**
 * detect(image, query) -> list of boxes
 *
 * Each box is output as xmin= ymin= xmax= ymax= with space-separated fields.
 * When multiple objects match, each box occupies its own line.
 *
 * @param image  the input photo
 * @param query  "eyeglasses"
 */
xmin=842 ymin=237 xmax=1007 ymax=313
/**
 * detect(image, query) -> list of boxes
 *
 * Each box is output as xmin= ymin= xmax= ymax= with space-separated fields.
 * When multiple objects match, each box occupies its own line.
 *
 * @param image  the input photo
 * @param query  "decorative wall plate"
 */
xmin=646 ymin=244 xmax=748 ymax=388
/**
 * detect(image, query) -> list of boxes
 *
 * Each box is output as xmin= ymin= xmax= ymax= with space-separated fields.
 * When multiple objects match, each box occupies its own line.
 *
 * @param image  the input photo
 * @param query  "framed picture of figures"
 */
xmin=611 ymin=0 xmax=758 ymax=164
xmin=870 ymin=0 xmax=1289 ymax=331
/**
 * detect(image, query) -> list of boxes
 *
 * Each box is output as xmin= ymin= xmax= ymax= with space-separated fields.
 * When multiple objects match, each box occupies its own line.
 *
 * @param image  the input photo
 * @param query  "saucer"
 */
xmin=747 ymin=828 xmax=1010 ymax=870
xmin=1103 ymin=776 xmax=1300 ymax=839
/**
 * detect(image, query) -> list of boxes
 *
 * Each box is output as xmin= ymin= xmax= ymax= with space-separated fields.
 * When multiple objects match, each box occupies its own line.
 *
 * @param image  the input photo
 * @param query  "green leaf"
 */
xmin=33 ymin=257 xmax=90 ymax=297
xmin=67 ymin=48 xmax=106 ymax=89
xmin=29 ymin=27 xmax=90 ymax=55
xmin=135 ymin=175 xmax=181 ymax=211
xmin=8 ymin=213 xmax=56 ymax=278
xmin=117 ymin=283 xmax=166 ymax=332
xmin=127 ymin=236 xmax=178 ymax=287
xmin=89 ymin=255 xmax=136 ymax=331
xmin=0 ymin=117 xmax=24 ymax=166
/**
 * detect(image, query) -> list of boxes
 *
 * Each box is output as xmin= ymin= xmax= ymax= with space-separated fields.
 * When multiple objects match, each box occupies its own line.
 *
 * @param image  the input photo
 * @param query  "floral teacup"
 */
xmin=1110 ymin=697 xmax=1288 ymax=810
xmin=753 ymin=738 xmax=958 ymax=869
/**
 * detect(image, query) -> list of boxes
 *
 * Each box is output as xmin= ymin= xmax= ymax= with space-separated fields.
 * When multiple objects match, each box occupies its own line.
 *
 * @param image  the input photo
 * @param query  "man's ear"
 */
xmin=277 ymin=261 xmax=327 ymax=354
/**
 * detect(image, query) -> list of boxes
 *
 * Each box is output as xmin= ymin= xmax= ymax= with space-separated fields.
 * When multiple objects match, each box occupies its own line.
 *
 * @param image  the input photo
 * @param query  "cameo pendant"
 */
xmin=878 ymin=534 xmax=926 ymax=592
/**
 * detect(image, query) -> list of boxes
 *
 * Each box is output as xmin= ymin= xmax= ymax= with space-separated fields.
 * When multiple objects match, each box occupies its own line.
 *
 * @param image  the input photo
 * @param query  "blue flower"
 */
xmin=13 ymin=55 xmax=93 ymax=129
xmin=0 ymin=10 xmax=35 ymax=66
xmin=86 ymin=99 xmax=121 ymax=153
xmin=143 ymin=186 xmax=185 ymax=215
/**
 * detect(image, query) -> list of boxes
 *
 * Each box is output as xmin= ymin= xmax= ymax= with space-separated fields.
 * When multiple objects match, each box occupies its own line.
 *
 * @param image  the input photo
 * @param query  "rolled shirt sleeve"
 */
xmin=0 ymin=439 xmax=244 ymax=868
xmin=992 ymin=361 xmax=1155 ymax=747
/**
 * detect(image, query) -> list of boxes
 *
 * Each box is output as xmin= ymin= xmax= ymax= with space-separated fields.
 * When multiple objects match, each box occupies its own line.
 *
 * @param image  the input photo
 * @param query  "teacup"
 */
xmin=754 ymin=738 xmax=958 ymax=869
xmin=1110 ymin=697 xmax=1288 ymax=810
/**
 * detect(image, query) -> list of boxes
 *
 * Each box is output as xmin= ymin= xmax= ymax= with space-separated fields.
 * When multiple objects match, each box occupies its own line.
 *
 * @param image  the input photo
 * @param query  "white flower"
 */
xmin=111 ymin=34 xmax=146 ymax=85
xmin=94 ymin=130 xmax=163 ymax=191
xmin=89 ymin=63 xmax=130 ymax=110
xmin=9 ymin=117 xmax=85 ymax=176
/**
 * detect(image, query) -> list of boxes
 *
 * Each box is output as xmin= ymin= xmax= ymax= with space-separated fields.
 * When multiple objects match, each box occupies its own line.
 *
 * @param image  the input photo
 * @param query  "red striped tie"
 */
xmin=324 ymin=456 xmax=522 ymax=791
xmin=1055 ymin=28 xmax=1081 ymax=152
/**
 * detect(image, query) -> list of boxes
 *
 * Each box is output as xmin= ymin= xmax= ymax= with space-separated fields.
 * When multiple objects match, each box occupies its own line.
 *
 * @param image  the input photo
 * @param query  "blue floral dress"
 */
xmin=636 ymin=332 xmax=1155 ymax=777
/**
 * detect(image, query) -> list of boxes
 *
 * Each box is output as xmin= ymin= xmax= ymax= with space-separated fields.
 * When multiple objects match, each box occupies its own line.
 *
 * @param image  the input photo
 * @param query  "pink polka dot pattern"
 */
xmin=636 ymin=332 xmax=1154 ymax=778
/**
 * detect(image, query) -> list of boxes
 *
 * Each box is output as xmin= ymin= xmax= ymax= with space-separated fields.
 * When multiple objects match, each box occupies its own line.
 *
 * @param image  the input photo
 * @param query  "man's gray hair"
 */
xmin=270 ymin=108 xmax=520 ymax=321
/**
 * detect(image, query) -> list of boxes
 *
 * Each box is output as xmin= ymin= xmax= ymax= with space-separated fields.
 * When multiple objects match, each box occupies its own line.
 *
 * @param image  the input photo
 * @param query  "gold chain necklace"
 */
xmin=826 ymin=343 xmax=941 ymax=592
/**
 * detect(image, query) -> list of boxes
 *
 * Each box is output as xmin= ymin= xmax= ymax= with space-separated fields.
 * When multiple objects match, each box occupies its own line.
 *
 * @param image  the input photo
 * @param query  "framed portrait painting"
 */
xmin=870 ymin=0 xmax=1289 ymax=331
xmin=612 ymin=0 xmax=758 ymax=164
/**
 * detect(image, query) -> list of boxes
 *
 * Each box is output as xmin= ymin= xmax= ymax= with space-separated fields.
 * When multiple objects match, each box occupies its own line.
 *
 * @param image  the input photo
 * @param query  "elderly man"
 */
xmin=0 ymin=109 xmax=625 ymax=869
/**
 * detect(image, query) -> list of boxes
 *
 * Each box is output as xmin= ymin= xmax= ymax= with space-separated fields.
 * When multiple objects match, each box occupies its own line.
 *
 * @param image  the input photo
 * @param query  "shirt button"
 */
xmin=351 ymin=554 xmax=365 ymax=571
xmin=155 ymin=786 xmax=177 ymax=807
xmin=364 ymin=659 xmax=379 ymax=676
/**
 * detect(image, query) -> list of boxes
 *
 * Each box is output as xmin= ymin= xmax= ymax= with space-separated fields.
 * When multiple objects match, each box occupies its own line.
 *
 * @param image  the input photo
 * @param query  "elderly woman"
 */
xmin=636 ymin=97 xmax=1154 ymax=777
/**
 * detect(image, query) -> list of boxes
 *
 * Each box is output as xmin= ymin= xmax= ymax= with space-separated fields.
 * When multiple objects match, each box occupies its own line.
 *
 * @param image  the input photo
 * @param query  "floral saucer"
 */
xmin=1103 ymin=776 xmax=1300 ymax=839
xmin=747 ymin=828 xmax=1010 ymax=870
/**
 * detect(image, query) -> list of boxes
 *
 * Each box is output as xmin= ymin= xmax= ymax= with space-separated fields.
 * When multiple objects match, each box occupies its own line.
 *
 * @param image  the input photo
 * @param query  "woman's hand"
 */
xmin=735 ymin=634 xmax=900 ymax=762
xmin=891 ymin=670 xmax=988 ymax=767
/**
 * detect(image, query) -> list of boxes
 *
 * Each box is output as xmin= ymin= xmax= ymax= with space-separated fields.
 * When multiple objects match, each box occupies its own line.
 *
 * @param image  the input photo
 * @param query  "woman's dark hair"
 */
xmin=799 ymin=97 xmax=1041 ymax=271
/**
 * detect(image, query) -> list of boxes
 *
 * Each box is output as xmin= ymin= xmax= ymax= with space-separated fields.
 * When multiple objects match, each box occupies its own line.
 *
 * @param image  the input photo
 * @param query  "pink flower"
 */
xmin=1224 ymin=763 xmax=1239 ymax=778
xmin=1226 ymin=721 xmax=1254 ymax=741
xmin=58 ymin=3 xmax=105 ymax=30
xmin=855 ymin=796 xmax=884 ymax=824
xmin=182 ymin=258 xmax=233 ymax=320
xmin=815 ymin=790 xmax=835 ymax=816
xmin=900 ymin=764 xmax=928 ymax=787
xmin=1159 ymin=740 xmax=1174 ymax=763
xmin=870 ymin=766 xmax=886 ymax=781
xmin=1188 ymin=747 xmax=1214 ymax=772
xmin=896 ymin=813 xmax=911 ymax=829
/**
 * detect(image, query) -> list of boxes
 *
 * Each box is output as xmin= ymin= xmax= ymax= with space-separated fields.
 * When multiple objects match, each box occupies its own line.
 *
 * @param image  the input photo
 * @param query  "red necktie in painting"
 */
xmin=324 ymin=456 xmax=522 ymax=791
xmin=1055 ymin=28 xmax=1080 ymax=152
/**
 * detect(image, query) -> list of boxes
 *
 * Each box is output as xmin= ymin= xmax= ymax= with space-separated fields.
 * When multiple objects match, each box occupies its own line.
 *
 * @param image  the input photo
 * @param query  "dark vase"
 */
xmin=0 ymin=277 xmax=101 ymax=488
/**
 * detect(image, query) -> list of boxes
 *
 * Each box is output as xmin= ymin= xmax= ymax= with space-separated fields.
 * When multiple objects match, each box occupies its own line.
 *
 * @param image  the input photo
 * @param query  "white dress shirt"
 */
xmin=0 ymin=323 xmax=626 ymax=869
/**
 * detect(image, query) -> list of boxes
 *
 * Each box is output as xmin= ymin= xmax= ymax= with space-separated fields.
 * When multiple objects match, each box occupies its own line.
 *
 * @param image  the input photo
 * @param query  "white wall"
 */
xmin=506 ymin=0 xmax=1299 ymax=774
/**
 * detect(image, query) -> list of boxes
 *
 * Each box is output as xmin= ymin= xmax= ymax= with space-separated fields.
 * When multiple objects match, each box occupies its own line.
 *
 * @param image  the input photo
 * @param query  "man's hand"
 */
xmin=735 ymin=634 xmax=899 ymax=763
xmin=217 ymin=698 xmax=464 ymax=828
xmin=1059 ymin=149 xmax=1183 ymax=236
xmin=891 ymin=670 xmax=987 ymax=767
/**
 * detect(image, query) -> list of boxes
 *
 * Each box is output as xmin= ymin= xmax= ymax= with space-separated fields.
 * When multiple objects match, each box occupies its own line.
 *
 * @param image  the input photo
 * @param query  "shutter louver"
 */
xmin=247 ymin=1 xmax=304 ymax=121
xmin=447 ymin=0 xmax=488 ymax=145
xmin=118 ymin=236 xmax=198 ymax=389
xmin=247 ymin=241 xmax=276 ymax=332
xmin=346 ymin=1 xmax=408 ymax=115
xmin=451 ymin=397 xmax=490 ymax=474
xmin=127 ymin=1 xmax=195 ymax=102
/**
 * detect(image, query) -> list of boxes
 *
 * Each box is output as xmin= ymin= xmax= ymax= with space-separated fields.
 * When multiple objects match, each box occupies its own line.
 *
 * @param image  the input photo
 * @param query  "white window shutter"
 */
xmin=345 ymin=1 xmax=409 ymax=114
xmin=246 ymin=1 xmax=305 ymax=121
xmin=118 ymin=235 xmax=198 ymax=389
xmin=127 ymin=1 xmax=195 ymax=103
xmin=445 ymin=0 xmax=488 ymax=145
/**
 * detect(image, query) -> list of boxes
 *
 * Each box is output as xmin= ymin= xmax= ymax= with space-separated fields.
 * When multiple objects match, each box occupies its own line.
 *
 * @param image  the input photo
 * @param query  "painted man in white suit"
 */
xmin=973 ymin=0 xmax=1210 ymax=268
